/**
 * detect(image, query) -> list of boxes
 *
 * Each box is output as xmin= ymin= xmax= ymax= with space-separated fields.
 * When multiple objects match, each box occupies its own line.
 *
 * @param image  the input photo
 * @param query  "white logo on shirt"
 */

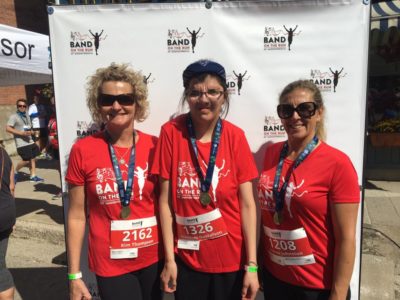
xmin=201 ymin=159 xmax=230 ymax=202
xmin=282 ymin=178 xmax=308 ymax=218
xmin=134 ymin=163 xmax=148 ymax=200
xmin=176 ymin=160 xmax=230 ymax=201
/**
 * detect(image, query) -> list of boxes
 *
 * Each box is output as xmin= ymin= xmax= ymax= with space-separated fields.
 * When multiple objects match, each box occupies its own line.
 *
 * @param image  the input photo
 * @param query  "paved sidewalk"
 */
xmin=7 ymin=156 xmax=400 ymax=299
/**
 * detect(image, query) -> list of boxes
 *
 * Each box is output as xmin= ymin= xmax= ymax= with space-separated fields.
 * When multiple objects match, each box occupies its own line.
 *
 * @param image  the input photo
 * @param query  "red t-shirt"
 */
xmin=151 ymin=114 xmax=258 ymax=273
xmin=65 ymin=130 xmax=162 ymax=277
xmin=257 ymin=141 xmax=359 ymax=289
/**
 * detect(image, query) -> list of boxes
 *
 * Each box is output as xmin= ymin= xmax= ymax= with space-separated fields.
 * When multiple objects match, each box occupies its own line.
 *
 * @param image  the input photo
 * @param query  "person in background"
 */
xmin=47 ymin=102 xmax=62 ymax=200
xmin=28 ymin=90 xmax=51 ymax=159
xmin=65 ymin=63 xmax=162 ymax=300
xmin=6 ymin=99 xmax=43 ymax=183
xmin=28 ymin=90 xmax=42 ymax=150
xmin=0 ymin=146 xmax=16 ymax=300
xmin=257 ymin=80 xmax=359 ymax=300
xmin=152 ymin=59 xmax=259 ymax=300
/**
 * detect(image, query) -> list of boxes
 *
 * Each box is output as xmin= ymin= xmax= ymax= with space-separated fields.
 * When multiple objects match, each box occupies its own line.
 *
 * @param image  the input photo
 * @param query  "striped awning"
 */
xmin=371 ymin=0 xmax=400 ymax=30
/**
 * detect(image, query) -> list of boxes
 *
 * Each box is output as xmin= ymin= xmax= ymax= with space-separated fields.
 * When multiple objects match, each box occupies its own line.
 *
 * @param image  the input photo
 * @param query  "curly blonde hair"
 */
xmin=86 ymin=62 xmax=149 ymax=125
xmin=279 ymin=79 xmax=326 ymax=141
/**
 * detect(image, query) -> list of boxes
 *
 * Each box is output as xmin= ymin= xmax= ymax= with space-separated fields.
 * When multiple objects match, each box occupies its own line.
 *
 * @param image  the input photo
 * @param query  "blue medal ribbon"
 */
xmin=273 ymin=136 xmax=319 ymax=213
xmin=105 ymin=131 xmax=136 ymax=207
xmin=186 ymin=114 xmax=222 ymax=195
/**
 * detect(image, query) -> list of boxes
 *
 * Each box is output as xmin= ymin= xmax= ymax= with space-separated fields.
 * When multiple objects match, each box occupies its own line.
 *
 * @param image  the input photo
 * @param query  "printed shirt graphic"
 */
xmin=151 ymin=115 xmax=258 ymax=273
xmin=65 ymin=131 xmax=161 ymax=277
xmin=257 ymin=141 xmax=360 ymax=289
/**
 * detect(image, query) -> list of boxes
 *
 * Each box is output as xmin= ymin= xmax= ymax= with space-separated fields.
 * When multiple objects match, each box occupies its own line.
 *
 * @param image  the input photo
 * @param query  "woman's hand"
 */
xmin=160 ymin=260 xmax=177 ymax=293
xmin=241 ymin=271 xmax=260 ymax=300
xmin=69 ymin=279 xmax=92 ymax=300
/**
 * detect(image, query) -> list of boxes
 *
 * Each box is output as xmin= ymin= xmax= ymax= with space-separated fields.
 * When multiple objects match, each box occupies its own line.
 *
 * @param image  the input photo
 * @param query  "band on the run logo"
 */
xmin=263 ymin=25 xmax=301 ymax=51
xmin=69 ymin=29 xmax=107 ymax=56
xmin=309 ymin=68 xmax=346 ymax=93
xmin=76 ymin=120 xmax=99 ymax=139
xmin=167 ymin=27 xmax=204 ymax=53
xmin=263 ymin=115 xmax=286 ymax=139
xmin=226 ymin=70 xmax=250 ymax=96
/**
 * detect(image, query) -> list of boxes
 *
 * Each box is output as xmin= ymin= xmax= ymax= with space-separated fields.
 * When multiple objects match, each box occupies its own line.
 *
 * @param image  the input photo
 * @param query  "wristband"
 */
xmin=244 ymin=265 xmax=258 ymax=273
xmin=68 ymin=271 xmax=82 ymax=280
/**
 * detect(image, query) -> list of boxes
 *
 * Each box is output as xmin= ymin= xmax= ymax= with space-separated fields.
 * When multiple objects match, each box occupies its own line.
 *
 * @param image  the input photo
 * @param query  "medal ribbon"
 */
xmin=106 ymin=131 xmax=136 ymax=207
xmin=273 ymin=136 xmax=319 ymax=213
xmin=186 ymin=114 xmax=222 ymax=195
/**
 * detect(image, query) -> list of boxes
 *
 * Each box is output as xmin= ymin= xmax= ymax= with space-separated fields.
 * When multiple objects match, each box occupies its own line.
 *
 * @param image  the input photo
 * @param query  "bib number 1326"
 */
xmin=183 ymin=222 xmax=213 ymax=235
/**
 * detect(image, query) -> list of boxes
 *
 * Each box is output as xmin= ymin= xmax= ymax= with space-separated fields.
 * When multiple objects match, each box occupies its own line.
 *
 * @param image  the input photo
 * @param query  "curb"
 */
xmin=13 ymin=219 xmax=65 ymax=246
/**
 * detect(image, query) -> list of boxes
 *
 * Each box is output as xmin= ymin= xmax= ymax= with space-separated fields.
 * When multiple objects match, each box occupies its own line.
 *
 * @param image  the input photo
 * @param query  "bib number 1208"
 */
xmin=269 ymin=238 xmax=296 ymax=251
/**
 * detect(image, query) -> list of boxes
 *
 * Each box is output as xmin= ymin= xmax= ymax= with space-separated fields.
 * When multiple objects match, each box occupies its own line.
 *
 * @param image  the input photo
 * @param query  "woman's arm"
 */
xmin=67 ymin=184 xmax=92 ymax=300
xmin=9 ymin=163 xmax=15 ymax=197
xmin=239 ymin=181 xmax=259 ymax=300
xmin=158 ymin=177 xmax=177 ymax=293
xmin=329 ymin=202 xmax=359 ymax=300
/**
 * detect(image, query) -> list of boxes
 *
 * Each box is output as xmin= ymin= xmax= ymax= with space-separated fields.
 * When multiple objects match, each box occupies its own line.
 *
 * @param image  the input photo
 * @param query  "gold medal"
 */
xmin=273 ymin=211 xmax=283 ymax=225
xmin=200 ymin=192 xmax=211 ymax=206
xmin=120 ymin=206 xmax=131 ymax=219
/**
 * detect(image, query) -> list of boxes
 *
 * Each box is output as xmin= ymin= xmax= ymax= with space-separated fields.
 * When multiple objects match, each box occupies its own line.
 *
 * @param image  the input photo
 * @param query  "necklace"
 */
xmin=113 ymin=146 xmax=131 ymax=165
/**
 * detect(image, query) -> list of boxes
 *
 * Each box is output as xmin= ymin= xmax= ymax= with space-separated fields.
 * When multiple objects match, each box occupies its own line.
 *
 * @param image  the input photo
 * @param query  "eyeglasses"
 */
xmin=187 ymin=89 xmax=224 ymax=100
xmin=98 ymin=93 xmax=136 ymax=107
xmin=17 ymin=105 xmax=27 ymax=108
xmin=277 ymin=102 xmax=318 ymax=119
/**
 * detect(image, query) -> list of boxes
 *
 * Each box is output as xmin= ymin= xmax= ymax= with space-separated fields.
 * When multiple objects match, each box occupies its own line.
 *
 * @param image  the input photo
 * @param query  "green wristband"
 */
xmin=68 ymin=271 xmax=82 ymax=280
xmin=244 ymin=265 xmax=258 ymax=273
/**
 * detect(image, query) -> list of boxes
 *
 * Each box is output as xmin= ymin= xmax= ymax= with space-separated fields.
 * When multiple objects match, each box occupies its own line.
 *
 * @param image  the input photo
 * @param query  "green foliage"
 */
xmin=372 ymin=118 xmax=400 ymax=133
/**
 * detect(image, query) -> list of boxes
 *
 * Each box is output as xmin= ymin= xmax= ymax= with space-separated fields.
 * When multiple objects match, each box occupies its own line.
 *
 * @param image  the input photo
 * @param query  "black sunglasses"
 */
xmin=277 ymin=102 xmax=318 ymax=119
xmin=98 ymin=93 xmax=136 ymax=107
xmin=17 ymin=104 xmax=27 ymax=108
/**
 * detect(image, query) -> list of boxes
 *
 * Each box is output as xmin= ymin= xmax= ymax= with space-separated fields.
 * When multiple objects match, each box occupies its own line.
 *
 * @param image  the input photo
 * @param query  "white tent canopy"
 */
xmin=0 ymin=24 xmax=52 ymax=87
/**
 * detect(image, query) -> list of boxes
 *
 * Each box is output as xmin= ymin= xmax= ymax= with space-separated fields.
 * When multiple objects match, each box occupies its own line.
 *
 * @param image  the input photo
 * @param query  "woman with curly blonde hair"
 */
xmin=66 ymin=62 xmax=162 ymax=300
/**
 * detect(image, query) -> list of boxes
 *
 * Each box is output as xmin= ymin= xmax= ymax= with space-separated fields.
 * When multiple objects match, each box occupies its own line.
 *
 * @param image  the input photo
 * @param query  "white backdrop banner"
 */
xmin=48 ymin=1 xmax=369 ymax=299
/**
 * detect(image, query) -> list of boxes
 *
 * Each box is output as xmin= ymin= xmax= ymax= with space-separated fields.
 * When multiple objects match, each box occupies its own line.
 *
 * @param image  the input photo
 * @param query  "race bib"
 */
xmin=264 ymin=226 xmax=315 ymax=266
xmin=110 ymin=216 xmax=158 ymax=259
xmin=176 ymin=208 xmax=228 ymax=242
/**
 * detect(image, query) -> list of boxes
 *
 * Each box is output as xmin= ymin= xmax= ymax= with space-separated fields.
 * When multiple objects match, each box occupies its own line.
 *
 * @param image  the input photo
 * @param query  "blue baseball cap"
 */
xmin=182 ymin=59 xmax=227 ymax=88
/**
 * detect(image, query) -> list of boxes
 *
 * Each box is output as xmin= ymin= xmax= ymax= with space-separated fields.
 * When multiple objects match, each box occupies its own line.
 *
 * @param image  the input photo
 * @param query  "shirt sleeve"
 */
xmin=235 ymin=130 xmax=258 ymax=184
xmin=7 ymin=115 xmax=16 ymax=127
xmin=65 ymin=142 xmax=86 ymax=186
xmin=151 ymin=125 xmax=173 ymax=180
xmin=329 ymin=154 xmax=360 ymax=203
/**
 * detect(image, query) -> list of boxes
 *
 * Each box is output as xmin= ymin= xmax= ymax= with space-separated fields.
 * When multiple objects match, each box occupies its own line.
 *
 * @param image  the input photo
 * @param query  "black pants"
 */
xmin=96 ymin=261 xmax=163 ymax=300
xmin=0 ymin=233 xmax=14 ymax=292
xmin=262 ymin=267 xmax=351 ymax=300
xmin=175 ymin=257 xmax=244 ymax=300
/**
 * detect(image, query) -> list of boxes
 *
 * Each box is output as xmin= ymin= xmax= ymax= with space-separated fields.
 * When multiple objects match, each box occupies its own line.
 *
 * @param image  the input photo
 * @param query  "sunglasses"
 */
xmin=18 ymin=105 xmax=27 ymax=108
xmin=98 ymin=93 xmax=136 ymax=107
xmin=277 ymin=102 xmax=318 ymax=119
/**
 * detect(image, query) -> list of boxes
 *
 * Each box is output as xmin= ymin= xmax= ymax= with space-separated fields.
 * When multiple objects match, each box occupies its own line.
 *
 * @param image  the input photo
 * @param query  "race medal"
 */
xmin=273 ymin=211 xmax=283 ymax=225
xmin=119 ymin=158 xmax=125 ymax=165
xmin=200 ymin=192 xmax=211 ymax=206
xmin=120 ymin=206 xmax=131 ymax=219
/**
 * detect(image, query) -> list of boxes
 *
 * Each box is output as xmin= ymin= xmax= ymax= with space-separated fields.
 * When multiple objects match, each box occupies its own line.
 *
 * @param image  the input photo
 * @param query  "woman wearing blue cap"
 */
xmin=151 ymin=59 xmax=259 ymax=300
